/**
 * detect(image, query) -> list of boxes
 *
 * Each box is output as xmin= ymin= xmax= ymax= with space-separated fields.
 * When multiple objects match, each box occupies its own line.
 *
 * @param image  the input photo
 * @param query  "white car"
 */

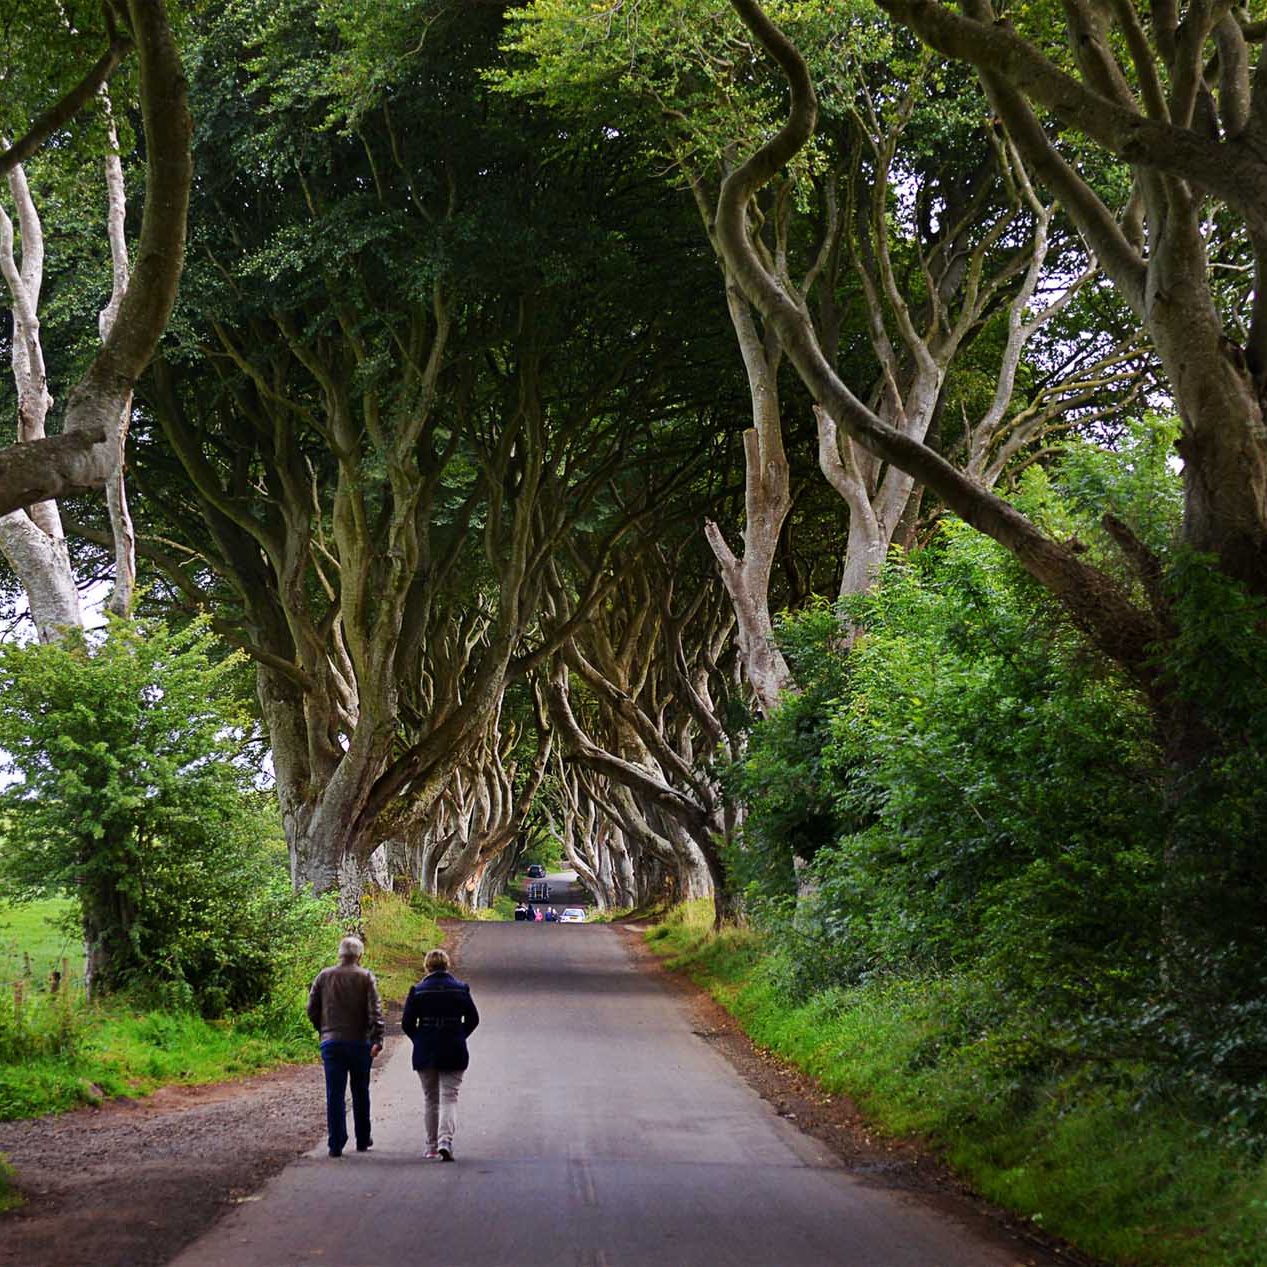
xmin=558 ymin=907 xmax=586 ymax=923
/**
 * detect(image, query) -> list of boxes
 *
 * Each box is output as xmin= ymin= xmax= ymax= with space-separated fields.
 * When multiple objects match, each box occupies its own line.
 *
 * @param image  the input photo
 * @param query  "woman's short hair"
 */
xmin=339 ymin=935 xmax=365 ymax=963
xmin=424 ymin=948 xmax=450 ymax=974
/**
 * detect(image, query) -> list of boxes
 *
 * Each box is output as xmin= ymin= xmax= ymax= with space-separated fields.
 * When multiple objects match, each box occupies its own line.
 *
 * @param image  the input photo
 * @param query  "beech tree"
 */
xmin=544 ymin=540 xmax=746 ymax=920
xmin=0 ymin=0 xmax=190 ymax=521
xmin=871 ymin=0 xmax=1267 ymax=596
xmin=120 ymin=0 xmax=721 ymax=910
xmin=708 ymin=0 xmax=1163 ymax=677
xmin=1 ymin=94 xmax=140 ymax=639
xmin=500 ymin=0 xmax=1144 ymax=714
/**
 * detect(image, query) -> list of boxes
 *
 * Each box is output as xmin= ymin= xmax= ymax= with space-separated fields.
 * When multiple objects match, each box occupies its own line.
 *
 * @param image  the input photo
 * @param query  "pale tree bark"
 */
xmin=867 ymin=0 xmax=1267 ymax=596
xmin=1 ymin=93 xmax=150 ymax=635
xmin=545 ymin=554 xmax=743 ymax=922
xmin=98 ymin=91 xmax=136 ymax=618
xmin=0 ymin=163 xmax=83 ymax=639
xmin=703 ymin=284 xmax=795 ymax=714
xmin=556 ymin=762 xmax=677 ymax=910
xmin=684 ymin=158 xmax=831 ymax=713
xmin=433 ymin=703 xmax=554 ymax=905
xmin=715 ymin=0 xmax=1162 ymax=679
xmin=553 ymin=767 xmax=620 ymax=909
xmin=816 ymin=89 xmax=1138 ymax=597
xmin=0 ymin=0 xmax=191 ymax=520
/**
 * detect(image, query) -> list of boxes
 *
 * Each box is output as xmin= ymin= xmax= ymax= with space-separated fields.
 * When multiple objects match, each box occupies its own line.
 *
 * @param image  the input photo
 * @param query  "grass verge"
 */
xmin=647 ymin=906 xmax=1267 ymax=1267
xmin=0 ymin=993 xmax=318 ymax=1121
xmin=360 ymin=890 xmax=447 ymax=1000
xmin=0 ymin=888 xmax=487 ymax=1126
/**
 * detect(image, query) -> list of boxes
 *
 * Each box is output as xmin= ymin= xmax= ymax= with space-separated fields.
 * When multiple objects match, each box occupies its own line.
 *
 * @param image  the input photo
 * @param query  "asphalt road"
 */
xmin=168 ymin=913 xmax=1025 ymax=1267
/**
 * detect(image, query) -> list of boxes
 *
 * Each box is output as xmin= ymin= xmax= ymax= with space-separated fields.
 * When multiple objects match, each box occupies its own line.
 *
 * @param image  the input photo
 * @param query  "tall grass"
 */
xmin=360 ymin=891 xmax=445 ymax=999
xmin=0 ymin=1153 xmax=18 ymax=1214
xmin=0 ymin=898 xmax=80 ymax=985
xmin=0 ymin=894 xmax=333 ymax=1122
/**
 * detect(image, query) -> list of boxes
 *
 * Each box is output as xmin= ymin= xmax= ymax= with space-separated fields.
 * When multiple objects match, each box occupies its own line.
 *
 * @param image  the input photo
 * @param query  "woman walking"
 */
xmin=401 ymin=948 xmax=480 ymax=1161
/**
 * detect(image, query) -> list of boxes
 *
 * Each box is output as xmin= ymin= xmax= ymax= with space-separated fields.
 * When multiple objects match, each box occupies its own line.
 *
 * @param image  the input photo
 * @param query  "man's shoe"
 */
xmin=437 ymin=1145 xmax=453 ymax=1162
xmin=328 ymin=1149 xmax=343 ymax=1158
xmin=355 ymin=1140 xmax=373 ymax=1152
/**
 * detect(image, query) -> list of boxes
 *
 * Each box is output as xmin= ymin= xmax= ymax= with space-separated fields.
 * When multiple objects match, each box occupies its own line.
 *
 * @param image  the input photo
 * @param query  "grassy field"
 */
xmin=648 ymin=904 xmax=1267 ymax=1267
xmin=0 ymin=899 xmax=81 ymax=987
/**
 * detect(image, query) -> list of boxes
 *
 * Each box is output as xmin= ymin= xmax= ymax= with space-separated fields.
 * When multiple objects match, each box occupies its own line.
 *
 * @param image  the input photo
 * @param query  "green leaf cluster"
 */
xmin=0 ymin=618 xmax=326 ymax=1017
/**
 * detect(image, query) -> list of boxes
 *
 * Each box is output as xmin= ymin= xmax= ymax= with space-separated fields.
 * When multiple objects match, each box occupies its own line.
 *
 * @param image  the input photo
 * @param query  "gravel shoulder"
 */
xmin=0 ymin=1063 xmax=323 ymax=1267
xmin=0 ymin=1031 xmax=399 ymax=1267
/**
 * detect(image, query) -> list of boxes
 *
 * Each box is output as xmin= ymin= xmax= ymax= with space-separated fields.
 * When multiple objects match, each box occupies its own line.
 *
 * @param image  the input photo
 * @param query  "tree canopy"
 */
xmin=2 ymin=0 xmax=1267 ymax=1163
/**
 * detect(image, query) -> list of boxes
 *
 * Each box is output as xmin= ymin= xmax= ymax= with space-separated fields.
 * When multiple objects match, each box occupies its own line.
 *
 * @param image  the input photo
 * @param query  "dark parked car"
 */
xmin=526 ymin=864 xmax=546 ymax=879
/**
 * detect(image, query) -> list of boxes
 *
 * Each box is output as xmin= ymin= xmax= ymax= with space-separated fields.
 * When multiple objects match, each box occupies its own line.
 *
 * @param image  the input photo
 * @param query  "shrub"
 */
xmin=0 ymin=617 xmax=327 ymax=1017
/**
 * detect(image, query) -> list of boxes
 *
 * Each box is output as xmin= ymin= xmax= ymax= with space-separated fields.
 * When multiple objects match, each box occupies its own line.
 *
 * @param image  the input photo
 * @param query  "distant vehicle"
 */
xmin=559 ymin=908 xmax=586 ymax=923
xmin=525 ymin=864 xmax=546 ymax=878
xmin=528 ymin=881 xmax=551 ymax=901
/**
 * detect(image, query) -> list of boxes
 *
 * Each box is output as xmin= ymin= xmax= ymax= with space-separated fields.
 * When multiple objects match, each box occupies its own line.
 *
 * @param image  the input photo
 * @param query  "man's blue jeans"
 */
xmin=320 ymin=1039 xmax=373 ymax=1155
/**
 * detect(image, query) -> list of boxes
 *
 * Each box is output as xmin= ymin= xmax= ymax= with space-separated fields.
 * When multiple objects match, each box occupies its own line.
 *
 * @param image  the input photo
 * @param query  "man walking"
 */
xmin=307 ymin=935 xmax=385 ymax=1158
xmin=401 ymin=948 xmax=480 ymax=1161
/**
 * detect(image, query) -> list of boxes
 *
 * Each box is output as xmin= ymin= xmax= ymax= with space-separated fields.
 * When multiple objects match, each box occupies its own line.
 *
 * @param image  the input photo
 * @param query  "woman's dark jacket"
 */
xmin=401 ymin=971 xmax=480 ymax=1071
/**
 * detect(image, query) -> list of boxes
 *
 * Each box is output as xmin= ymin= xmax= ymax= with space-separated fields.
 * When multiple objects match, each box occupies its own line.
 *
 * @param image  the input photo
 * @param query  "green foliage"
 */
xmin=0 ymin=617 xmax=325 ymax=1016
xmin=360 ymin=891 xmax=446 ymax=1000
xmin=496 ymin=0 xmax=879 ymax=176
xmin=0 ymin=978 xmax=83 ymax=1064
xmin=0 ymin=2 xmax=130 ymax=150
xmin=518 ymin=833 xmax=566 ymax=873
xmin=725 ymin=423 xmax=1267 ymax=1217
xmin=483 ymin=894 xmax=519 ymax=922
xmin=0 ymin=994 xmax=321 ymax=1121
xmin=725 ymin=599 xmax=853 ymax=896
xmin=0 ymin=882 xmax=332 ymax=1120
xmin=0 ymin=884 xmax=332 ymax=1123
xmin=738 ymin=511 xmax=1164 ymax=1002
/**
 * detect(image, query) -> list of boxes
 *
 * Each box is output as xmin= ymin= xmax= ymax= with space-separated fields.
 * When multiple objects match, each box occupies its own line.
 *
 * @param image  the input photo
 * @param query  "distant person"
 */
xmin=401 ymin=947 xmax=480 ymax=1162
xmin=534 ymin=904 xmax=544 ymax=922
xmin=307 ymin=935 xmax=384 ymax=1158
xmin=524 ymin=902 xmax=536 ymax=922
xmin=544 ymin=907 xmax=558 ymax=923
xmin=514 ymin=903 xmax=529 ymax=921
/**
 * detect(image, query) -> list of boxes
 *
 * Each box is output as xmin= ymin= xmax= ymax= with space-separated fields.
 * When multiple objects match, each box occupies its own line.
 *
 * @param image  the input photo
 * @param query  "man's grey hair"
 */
xmin=339 ymin=935 xmax=365 ymax=963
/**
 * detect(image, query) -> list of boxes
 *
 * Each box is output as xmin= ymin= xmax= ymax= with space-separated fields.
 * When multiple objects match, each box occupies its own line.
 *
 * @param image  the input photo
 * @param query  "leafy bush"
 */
xmin=740 ymin=519 xmax=1163 ymax=1005
xmin=732 ymin=430 xmax=1267 ymax=1145
xmin=0 ymin=617 xmax=328 ymax=1017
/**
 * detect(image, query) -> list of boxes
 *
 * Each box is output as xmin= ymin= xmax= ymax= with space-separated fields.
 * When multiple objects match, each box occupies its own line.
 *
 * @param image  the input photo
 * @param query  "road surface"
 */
xmin=169 ymin=919 xmax=1029 ymax=1267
